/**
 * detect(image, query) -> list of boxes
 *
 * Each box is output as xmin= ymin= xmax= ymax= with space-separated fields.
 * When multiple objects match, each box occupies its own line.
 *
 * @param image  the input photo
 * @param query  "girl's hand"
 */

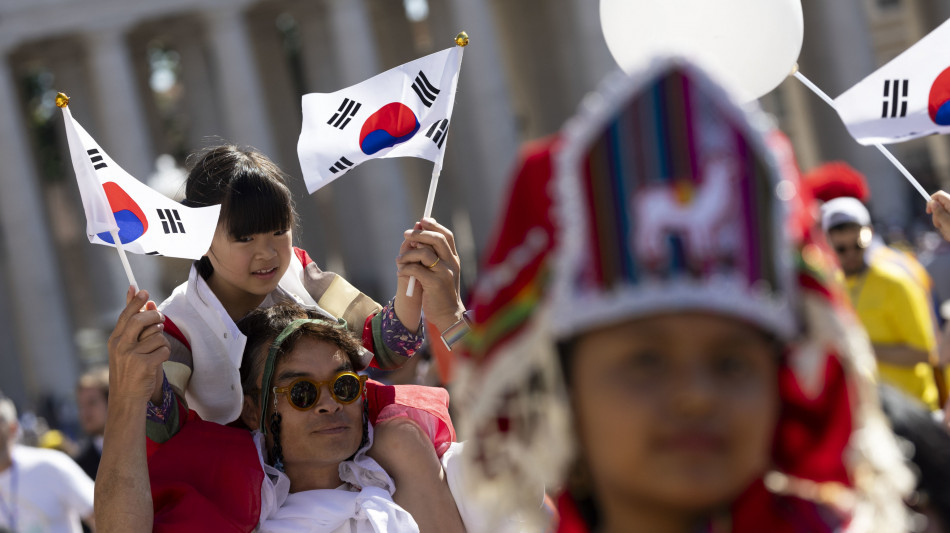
xmin=107 ymin=286 xmax=170 ymax=405
xmin=927 ymin=191 xmax=950 ymax=242
xmin=396 ymin=218 xmax=465 ymax=333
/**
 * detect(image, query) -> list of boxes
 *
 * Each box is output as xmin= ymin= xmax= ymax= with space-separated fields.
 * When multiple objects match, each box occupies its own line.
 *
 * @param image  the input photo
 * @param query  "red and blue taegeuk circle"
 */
xmin=359 ymin=103 xmax=420 ymax=155
xmin=96 ymin=182 xmax=148 ymax=244
xmin=928 ymin=66 xmax=950 ymax=126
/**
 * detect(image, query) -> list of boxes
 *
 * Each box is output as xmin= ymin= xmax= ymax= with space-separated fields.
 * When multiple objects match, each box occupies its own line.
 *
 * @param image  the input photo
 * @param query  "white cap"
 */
xmin=821 ymin=197 xmax=871 ymax=232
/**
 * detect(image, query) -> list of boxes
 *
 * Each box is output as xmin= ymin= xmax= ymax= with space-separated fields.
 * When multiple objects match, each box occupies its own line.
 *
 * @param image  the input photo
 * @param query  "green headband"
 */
xmin=258 ymin=317 xmax=348 ymax=436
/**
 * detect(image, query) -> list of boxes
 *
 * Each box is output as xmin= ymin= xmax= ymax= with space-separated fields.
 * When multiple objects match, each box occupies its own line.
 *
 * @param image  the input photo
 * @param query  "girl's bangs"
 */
xmin=222 ymin=170 xmax=295 ymax=238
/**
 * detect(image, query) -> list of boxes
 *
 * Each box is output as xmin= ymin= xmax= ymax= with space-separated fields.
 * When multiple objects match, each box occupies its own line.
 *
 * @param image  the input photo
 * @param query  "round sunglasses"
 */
xmin=272 ymin=371 xmax=368 ymax=410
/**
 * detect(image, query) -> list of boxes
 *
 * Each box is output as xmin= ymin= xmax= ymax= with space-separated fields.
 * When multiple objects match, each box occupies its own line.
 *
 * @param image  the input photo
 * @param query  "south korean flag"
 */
xmin=61 ymin=106 xmax=220 ymax=259
xmin=834 ymin=18 xmax=950 ymax=145
xmin=298 ymin=46 xmax=463 ymax=193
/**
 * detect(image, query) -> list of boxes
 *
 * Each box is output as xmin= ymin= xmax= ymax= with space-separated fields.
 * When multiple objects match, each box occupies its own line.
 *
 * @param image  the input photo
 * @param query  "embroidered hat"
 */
xmin=454 ymin=58 xmax=912 ymax=532
xmin=548 ymin=60 xmax=797 ymax=343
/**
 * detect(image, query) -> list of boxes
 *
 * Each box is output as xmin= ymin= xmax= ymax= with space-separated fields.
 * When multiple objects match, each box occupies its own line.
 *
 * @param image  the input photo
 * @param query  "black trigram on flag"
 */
xmin=425 ymin=119 xmax=449 ymax=149
xmin=87 ymin=148 xmax=107 ymax=170
xmin=329 ymin=156 xmax=355 ymax=174
xmin=157 ymin=208 xmax=185 ymax=234
xmin=411 ymin=71 xmax=440 ymax=107
xmin=327 ymin=98 xmax=361 ymax=130
xmin=882 ymin=79 xmax=909 ymax=118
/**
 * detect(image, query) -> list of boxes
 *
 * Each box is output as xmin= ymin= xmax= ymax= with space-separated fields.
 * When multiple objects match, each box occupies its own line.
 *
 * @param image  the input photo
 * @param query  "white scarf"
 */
xmin=257 ymin=425 xmax=419 ymax=533
xmin=159 ymin=258 xmax=325 ymax=424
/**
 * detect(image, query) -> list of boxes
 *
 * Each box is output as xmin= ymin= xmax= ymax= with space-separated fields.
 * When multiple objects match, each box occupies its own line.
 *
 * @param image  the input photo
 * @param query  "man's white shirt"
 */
xmin=0 ymin=445 xmax=94 ymax=533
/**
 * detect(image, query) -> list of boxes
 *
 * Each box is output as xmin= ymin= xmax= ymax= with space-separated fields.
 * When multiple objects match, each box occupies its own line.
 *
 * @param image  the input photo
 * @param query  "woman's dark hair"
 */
xmin=184 ymin=145 xmax=297 ymax=279
xmin=237 ymin=301 xmax=363 ymax=402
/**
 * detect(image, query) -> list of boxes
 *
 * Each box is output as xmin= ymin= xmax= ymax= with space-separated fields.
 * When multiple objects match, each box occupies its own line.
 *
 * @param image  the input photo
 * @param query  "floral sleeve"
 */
xmin=372 ymin=298 xmax=425 ymax=369
xmin=145 ymin=374 xmax=181 ymax=444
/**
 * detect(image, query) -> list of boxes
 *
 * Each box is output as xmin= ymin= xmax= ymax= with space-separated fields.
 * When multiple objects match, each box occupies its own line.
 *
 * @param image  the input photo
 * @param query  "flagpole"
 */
xmin=111 ymin=230 xmax=139 ymax=291
xmin=56 ymin=92 xmax=140 ymax=292
xmin=407 ymin=32 xmax=468 ymax=298
xmin=792 ymin=70 xmax=930 ymax=202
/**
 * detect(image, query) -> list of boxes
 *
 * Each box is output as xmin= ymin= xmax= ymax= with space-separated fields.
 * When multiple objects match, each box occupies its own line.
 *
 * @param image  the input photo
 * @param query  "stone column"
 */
xmin=85 ymin=27 xmax=154 ymax=179
xmin=168 ymin=18 xmax=224 ymax=153
xmin=441 ymin=0 xmax=521 ymax=249
xmin=294 ymin=4 xmax=348 ymax=277
xmin=778 ymin=79 xmax=823 ymax=172
xmin=918 ymin=0 xmax=950 ymax=28
xmin=203 ymin=5 xmax=277 ymax=158
xmin=0 ymin=54 xmax=79 ymax=406
xmin=567 ymin=0 xmax=619 ymax=90
xmin=798 ymin=2 xmax=908 ymax=226
xmin=43 ymin=38 xmax=129 ymax=327
xmin=323 ymin=0 xmax=412 ymax=298
xmin=85 ymin=26 xmax=162 ymax=300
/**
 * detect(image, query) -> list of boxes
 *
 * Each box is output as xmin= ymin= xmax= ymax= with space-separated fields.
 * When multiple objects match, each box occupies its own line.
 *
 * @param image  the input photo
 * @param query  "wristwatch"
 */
xmin=440 ymin=310 xmax=474 ymax=350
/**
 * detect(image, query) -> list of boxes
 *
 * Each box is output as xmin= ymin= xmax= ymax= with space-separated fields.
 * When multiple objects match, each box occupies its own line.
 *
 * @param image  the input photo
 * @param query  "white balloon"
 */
xmin=600 ymin=0 xmax=803 ymax=101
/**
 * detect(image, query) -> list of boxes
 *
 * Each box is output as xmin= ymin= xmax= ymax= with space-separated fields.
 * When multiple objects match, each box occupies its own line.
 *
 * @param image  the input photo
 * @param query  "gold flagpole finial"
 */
xmin=455 ymin=31 xmax=469 ymax=47
xmin=55 ymin=92 xmax=70 ymax=108
xmin=789 ymin=63 xmax=800 ymax=76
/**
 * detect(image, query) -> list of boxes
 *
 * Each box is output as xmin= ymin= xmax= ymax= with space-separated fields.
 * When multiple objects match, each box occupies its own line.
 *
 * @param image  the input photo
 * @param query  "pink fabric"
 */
xmin=376 ymin=404 xmax=454 ymax=457
xmin=364 ymin=380 xmax=457 ymax=457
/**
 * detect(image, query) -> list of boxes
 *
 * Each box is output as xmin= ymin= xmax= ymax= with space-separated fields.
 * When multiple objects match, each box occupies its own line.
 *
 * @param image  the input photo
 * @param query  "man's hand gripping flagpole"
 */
xmin=56 ymin=92 xmax=139 ymax=291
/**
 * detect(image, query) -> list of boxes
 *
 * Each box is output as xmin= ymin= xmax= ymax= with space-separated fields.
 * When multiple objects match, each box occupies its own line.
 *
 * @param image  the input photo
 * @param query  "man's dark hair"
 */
xmin=237 ymin=302 xmax=363 ymax=401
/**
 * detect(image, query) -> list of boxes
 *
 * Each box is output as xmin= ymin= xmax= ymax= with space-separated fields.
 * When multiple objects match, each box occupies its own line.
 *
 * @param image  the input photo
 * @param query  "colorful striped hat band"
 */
xmin=549 ymin=61 xmax=796 ymax=341
xmin=258 ymin=317 xmax=348 ymax=437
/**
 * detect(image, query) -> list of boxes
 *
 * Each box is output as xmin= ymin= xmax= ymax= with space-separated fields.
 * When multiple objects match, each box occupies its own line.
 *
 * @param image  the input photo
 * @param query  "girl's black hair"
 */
xmin=183 ymin=145 xmax=297 ymax=279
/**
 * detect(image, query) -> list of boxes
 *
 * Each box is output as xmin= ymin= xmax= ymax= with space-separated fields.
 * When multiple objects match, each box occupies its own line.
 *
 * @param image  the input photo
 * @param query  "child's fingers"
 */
xmin=397 ymin=262 xmax=444 ymax=283
xmin=397 ymin=246 xmax=440 ymax=271
xmin=403 ymin=229 xmax=455 ymax=261
xmin=137 ymin=322 xmax=166 ymax=342
xmin=136 ymin=331 xmax=170 ymax=356
xmin=419 ymin=218 xmax=457 ymax=255
xmin=144 ymin=345 xmax=171 ymax=367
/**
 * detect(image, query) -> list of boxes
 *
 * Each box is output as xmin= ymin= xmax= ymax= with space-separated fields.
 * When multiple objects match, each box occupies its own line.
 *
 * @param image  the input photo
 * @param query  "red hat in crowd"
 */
xmin=803 ymin=161 xmax=872 ymax=203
